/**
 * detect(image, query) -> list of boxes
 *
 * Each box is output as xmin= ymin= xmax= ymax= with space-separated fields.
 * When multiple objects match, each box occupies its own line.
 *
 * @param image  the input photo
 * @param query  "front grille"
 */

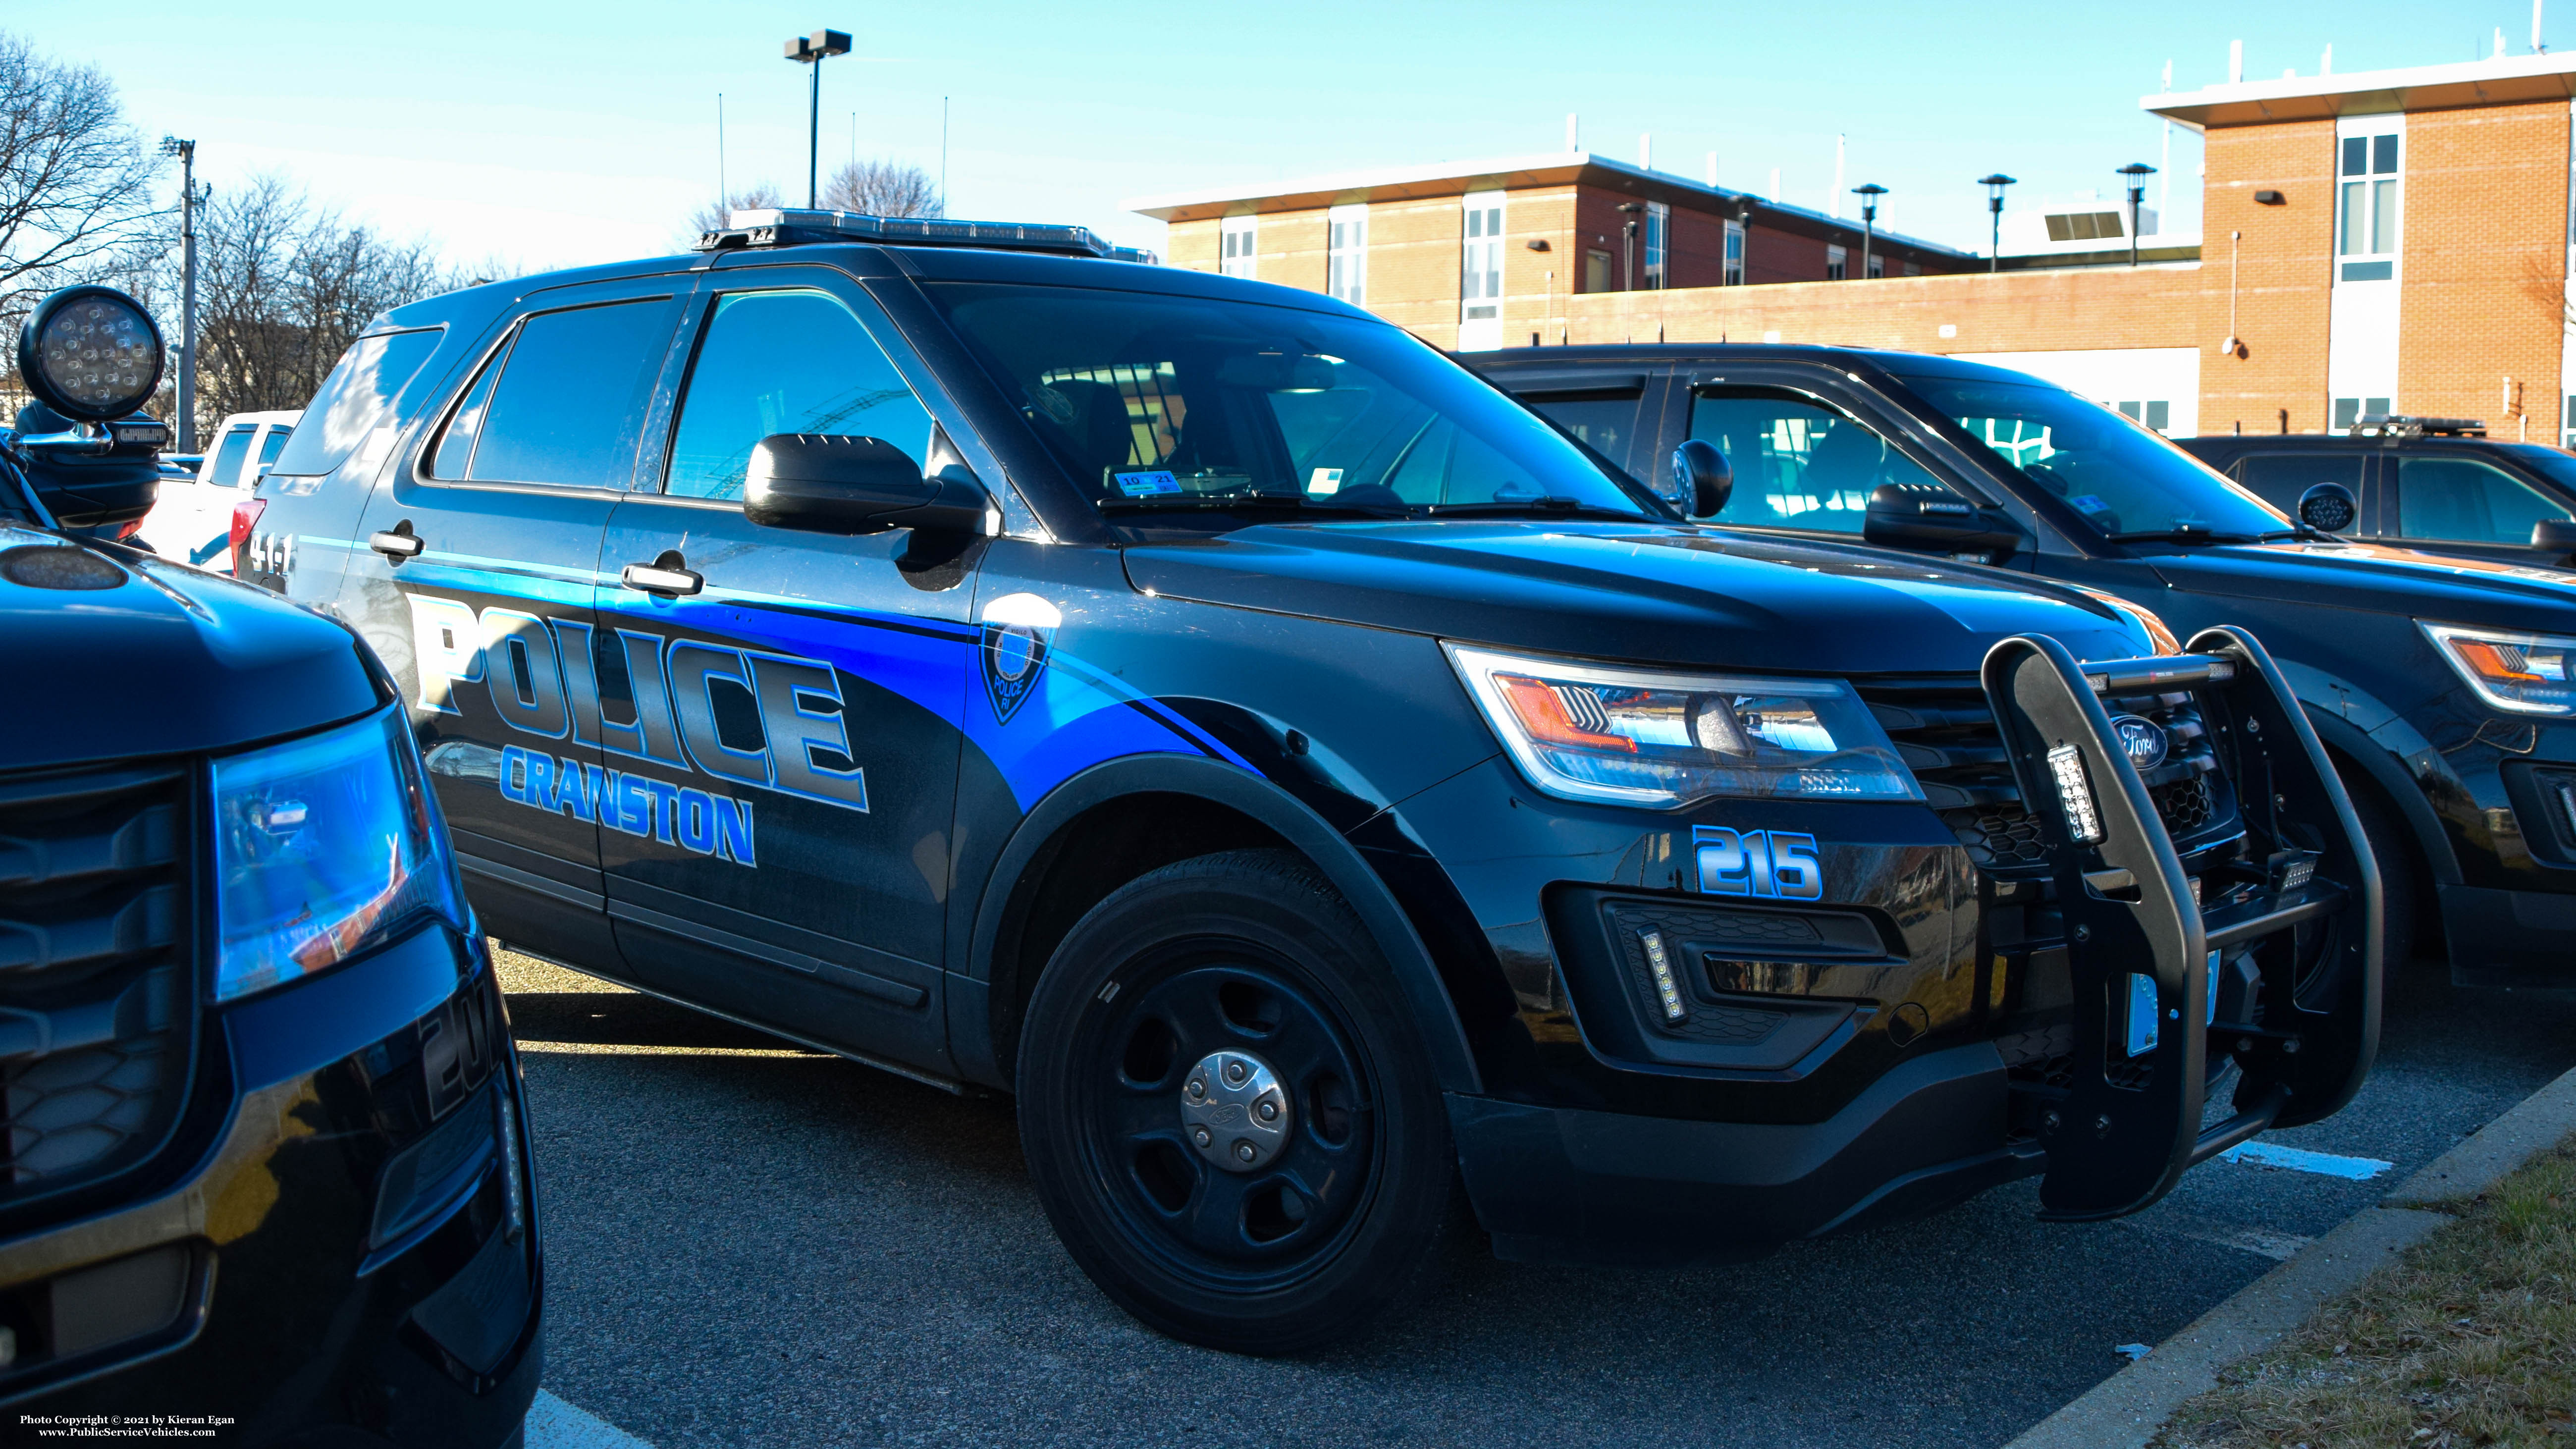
xmin=1861 ymin=675 xmax=2242 ymax=876
xmin=0 ymin=764 xmax=197 ymax=1213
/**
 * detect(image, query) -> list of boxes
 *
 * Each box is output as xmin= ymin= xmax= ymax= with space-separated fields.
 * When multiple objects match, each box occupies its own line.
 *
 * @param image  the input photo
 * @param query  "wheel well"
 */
xmin=986 ymin=793 xmax=1289 ymax=1083
xmin=2324 ymin=744 xmax=2432 ymax=910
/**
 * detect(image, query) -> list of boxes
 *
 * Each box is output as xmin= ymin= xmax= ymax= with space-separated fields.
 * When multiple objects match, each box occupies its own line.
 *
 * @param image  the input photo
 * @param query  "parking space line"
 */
xmin=525 ymin=1390 xmax=655 ymax=1449
xmin=2152 ymin=1218 xmax=2315 ymax=1262
xmin=2214 ymin=1141 xmax=2393 ymax=1180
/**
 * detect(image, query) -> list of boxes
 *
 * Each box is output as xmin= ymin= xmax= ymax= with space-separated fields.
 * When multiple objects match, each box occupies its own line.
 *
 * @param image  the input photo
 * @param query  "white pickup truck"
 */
xmin=133 ymin=409 xmax=299 ymax=571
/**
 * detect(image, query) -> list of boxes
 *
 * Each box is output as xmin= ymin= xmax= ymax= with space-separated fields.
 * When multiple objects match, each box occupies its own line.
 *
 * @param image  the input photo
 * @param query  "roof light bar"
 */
xmin=697 ymin=207 xmax=1159 ymax=264
xmin=2354 ymin=414 xmax=2486 ymax=438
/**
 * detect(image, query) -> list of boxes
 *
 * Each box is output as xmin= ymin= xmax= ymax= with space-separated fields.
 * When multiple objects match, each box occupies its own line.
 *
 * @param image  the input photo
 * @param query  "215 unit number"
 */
xmin=1692 ymin=827 xmax=1825 ymax=900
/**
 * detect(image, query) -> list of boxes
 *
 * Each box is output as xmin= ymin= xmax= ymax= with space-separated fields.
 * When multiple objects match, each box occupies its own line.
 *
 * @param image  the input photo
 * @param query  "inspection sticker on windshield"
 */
xmin=2070 ymin=495 xmax=2113 ymax=515
xmin=1309 ymin=468 xmax=1344 ymax=495
xmin=1114 ymin=470 xmax=1181 ymax=497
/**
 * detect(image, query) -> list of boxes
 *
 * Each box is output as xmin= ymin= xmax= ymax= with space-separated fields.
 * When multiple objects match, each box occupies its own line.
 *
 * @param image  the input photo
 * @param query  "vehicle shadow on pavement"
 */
xmin=496 ymin=945 xmax=2576 ymax=1449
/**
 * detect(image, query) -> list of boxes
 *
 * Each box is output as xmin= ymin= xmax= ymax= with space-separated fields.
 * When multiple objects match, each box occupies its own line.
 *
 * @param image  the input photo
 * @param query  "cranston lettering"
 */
xmin=498 ymin=745 xmax=757 ymax=866
xmin=406 ymin=594 xmax=868 ymax=815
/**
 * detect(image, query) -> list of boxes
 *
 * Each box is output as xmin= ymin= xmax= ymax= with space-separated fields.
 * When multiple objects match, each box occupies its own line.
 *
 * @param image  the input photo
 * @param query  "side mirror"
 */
xmin=2297 ymin=481 xmax=2358 ymax=533
xmin=1862 ymin=481 xmax=2027 ymax=563
xmin=2533 ymin=517 xmax=2576 ymax=558
xmin=1669 ymin=439 xmax=1732 ymax=518
xmin=744 ymin=433 xmax=991 ymax=537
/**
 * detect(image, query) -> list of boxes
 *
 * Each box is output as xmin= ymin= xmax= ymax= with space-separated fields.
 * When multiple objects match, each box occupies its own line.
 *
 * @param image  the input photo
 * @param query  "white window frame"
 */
xmin=1220 ymin=215 xmax=1257 ymax=279
xmin=1460 ymin=191 xmax=1504 ymax=322
xmin=2335 ymin=117 xmax=2403 ymax=285
xmin=1722 ymin=219 xmax=1745 ymax=286
xmin=1328 ymin=204 xmax=1368 ymax=306
xmin=1643 ymin=202 xmax=1669 ymax=288
xmin=1825 ymin=244 xmax=1847 ymax=281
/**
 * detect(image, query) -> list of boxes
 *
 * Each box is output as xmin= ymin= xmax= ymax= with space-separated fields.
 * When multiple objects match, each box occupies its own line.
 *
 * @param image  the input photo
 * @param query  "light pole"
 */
xmin=1852 ymin=183 xmax=1887 ymax=279
xmin=783 ymin=29 xmax=852 ymax=209
xmin=1616 ymin=202 xmax=1643 ymax=291
xmin=158 ymin=136 xmax=198 ymax=452
xmin=2117 ymin=162 xmax=2156 ymax=268
xmin=1978 ymin=173 xmax=2017 ymax=273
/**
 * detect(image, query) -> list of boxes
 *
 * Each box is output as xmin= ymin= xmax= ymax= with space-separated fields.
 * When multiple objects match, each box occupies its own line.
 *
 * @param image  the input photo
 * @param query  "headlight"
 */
xmin=2420 ymin=622 xmax=2576 ymax=716
xmin=212 ymin=707 xmax=469 ymax=1003
xmin=1444 ymin=644 xmax=1923 ymax=808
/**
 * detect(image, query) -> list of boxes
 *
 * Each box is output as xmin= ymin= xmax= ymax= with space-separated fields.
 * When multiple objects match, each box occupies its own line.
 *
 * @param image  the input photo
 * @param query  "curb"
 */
xmin=2001 ymin=1062 xmax=2576 ymax=1449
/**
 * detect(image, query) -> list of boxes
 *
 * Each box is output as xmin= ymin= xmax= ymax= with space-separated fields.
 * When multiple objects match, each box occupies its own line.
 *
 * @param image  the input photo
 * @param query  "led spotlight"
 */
xmin=2047 ymin=743 xmax=2106 ymax=845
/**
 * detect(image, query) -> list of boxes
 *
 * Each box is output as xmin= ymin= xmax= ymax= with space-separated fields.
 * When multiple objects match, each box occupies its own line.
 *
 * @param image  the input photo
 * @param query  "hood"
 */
xmin=0 ymin=527 xmax=383 ymax=771
xmin=1124 ymin=521 xmax=2154 ymax=675
xmin=2151 ymin=540 xmax=2576 ymax=628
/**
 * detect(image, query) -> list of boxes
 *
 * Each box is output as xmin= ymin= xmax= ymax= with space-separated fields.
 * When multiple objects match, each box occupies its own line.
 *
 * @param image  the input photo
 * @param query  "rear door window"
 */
xmin=206 ymin=426 xmax=255 ymax=487
xmin=268 ymin=328 xmax=442 ymax=478
xmin=2233 ymin=452 xmax=2364 ymax=516
xmin=2395 ymin=454 xmax=2572 ymax=543
xmin=431 ymin=298 xmax=678 ymax=488
xmin=1688 ymin=386 xmax=1945 ymax=534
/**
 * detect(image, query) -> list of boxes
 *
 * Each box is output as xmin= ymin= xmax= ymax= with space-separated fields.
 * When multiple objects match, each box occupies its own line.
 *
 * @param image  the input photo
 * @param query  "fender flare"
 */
xmin=2301 ymin=705 xmax=2463 ymax=887
xmin=956 ymin=754 xmax=1484 ymax=1097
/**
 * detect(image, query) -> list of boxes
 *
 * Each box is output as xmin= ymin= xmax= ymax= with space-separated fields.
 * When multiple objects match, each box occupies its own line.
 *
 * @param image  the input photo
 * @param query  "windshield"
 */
xmin=923 ymin=282 xmax=1653 ymax=528
xmin=1890 ymin=372 xmax=2286 ymax=539
xmin=2497 ymin=443 xmax=2576 ymax=495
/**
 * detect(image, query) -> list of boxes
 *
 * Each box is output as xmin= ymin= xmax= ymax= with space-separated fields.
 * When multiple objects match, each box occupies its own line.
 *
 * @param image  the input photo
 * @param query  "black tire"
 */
xmin=2346 ymin=775 xmax=2428 ymax=969
xmin=1015 ymin=848 xmax=1455 ymax=1355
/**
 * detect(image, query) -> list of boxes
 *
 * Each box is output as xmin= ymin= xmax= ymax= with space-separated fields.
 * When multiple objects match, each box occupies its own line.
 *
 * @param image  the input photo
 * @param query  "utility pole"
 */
xmin=158 ymin=137 xmax=197 ymax=452
xmin=1978 ymin=174 xmax=2017 ymax=272
xmin=2117 ymin=162 xmax=2157 ymax=267
xmin=1852 ymin=183 xmax=1887 ymax=279
xmin=783 ymin=29 xmax=852 ymax=209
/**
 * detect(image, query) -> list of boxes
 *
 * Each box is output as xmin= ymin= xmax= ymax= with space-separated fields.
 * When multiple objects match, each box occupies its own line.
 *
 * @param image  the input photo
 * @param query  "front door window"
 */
xmin=2394 ymin=455 xmax=2572 ymax=544
xmin=1688 ymin=387 xmax=1944 ymax=534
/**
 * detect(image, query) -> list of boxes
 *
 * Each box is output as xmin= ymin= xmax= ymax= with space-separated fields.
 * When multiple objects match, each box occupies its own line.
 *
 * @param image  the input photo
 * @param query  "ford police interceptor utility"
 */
xmin=0 ymin=287 xmax=538 ymax=1440
xmin=234 ymin=210 xmax=2379 ymax=1353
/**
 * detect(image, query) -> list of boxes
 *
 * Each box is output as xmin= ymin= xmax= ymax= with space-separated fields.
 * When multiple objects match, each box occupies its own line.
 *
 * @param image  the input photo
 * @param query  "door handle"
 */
xmin=369 ymin=522 xmax=424 ymax=561
xmin=621 ymin=555 xmax=703 ymax=595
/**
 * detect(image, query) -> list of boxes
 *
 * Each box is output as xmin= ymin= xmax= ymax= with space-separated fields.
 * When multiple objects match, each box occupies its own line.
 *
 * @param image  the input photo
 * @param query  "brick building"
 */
xmin=1131 ymin=53 xmax=2576 ymax=441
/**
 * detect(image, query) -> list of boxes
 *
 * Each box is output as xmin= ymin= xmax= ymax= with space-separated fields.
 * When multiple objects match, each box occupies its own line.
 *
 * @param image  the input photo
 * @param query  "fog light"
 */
xmin=2124 ymin=972 xmax=2159 ymax=1057
xmin=1638 ymin=930 xmax=1687 ymax=1022
xmin=2048 ymin=744 xmax=2106 ymax=845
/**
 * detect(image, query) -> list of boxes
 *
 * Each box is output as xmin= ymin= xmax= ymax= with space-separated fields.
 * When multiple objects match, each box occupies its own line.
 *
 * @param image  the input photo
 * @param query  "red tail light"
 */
xmin=229 ymin=495 xmax=268 ymax=559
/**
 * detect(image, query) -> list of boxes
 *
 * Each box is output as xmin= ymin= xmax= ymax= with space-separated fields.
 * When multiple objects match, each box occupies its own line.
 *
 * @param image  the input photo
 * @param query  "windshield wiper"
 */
xmin=1424 ymin=498 xmax=1652 ymax=523
xmin=2104 ymin=527 xmax=2262 ymax=545
xmin=1096 ymin=493 xmax=1396 ymax=518
xmin=2253 ymin=525 xmax=2342 ymax=543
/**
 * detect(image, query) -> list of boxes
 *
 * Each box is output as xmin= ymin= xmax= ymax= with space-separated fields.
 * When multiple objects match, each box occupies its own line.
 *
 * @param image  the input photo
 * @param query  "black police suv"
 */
xmin=0 ymin=287 xmax=539 ymax=1444
xmin=1479 ymin=345 xmax=2576 ymax=989
xmin=2175 ymin=416 xmax=2576 ymax=572
xmin=237 ymin=211 xmax=2376 ymax=1353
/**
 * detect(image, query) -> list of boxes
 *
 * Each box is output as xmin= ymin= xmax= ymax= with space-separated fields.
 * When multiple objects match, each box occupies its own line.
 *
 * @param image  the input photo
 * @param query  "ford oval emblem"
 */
xmin=2110 ymin=714 xmax=2169 ymax=771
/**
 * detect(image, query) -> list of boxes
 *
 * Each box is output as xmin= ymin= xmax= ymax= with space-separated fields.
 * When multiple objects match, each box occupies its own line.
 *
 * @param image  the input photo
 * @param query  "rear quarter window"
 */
xmin=268 ymin=329 xmax=444 ymax=478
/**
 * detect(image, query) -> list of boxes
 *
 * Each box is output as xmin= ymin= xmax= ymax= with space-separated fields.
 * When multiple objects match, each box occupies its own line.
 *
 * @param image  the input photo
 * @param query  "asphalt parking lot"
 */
xmin=502 ymin=945 xmax=2576 ymax=1449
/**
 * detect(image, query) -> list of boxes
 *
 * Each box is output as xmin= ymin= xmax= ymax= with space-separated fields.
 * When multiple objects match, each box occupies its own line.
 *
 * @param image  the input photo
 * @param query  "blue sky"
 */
xmin=15 ymin=1 xmax=2548 ymax=273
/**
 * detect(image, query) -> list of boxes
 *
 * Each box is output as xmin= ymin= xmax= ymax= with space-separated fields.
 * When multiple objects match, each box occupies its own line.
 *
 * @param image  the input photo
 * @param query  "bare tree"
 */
xmin=822 ymin=159 xmax=941 ymax=218
xmin=0 ymin=31 xmax=164 ymax=320
xmin=688 ymin=182 xmax=785 ymax=239
xmin=185 ymin=174 xmax=455 ymax=436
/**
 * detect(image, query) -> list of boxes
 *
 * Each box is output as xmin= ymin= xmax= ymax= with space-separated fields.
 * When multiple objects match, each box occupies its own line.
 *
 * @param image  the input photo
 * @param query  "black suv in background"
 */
xmin=236 ymin=214 xmax=2375 ymax=1353
xmin=2176 ymin=418 xmax=2576 ymax=571
xmin=1480 ymin=346 xmax=2576 ymax=986
xmin=0 ymin=288 xmax=538 ymax=1445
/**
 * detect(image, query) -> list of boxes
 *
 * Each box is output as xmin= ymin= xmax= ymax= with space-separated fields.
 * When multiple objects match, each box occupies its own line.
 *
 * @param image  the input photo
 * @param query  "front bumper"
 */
xmin=1 ymin=925 xmax=539 ymax=1447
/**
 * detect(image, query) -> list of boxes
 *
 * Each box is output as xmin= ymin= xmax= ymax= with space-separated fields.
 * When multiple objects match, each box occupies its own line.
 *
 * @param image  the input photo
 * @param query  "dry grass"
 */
xmin=2155 ymin=1134 xmax=2576 ymax=1449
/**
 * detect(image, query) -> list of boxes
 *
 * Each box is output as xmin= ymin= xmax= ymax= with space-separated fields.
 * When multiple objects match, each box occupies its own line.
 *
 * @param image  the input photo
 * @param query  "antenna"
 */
xmin=940 ymin=96 xmax=950 ymax=215
xmin=1706 ymin=151 xmax=1718 ymax=188
xmin=2538 ymin=0 xmax=2549 ymax=53
xmin=717 ymin=93 xmax=727 ymax=204
xmin=1639 ymin=132 xmax=1652 ymax=171
xmin=2229 ymin=39 xmax=2243 ymax=83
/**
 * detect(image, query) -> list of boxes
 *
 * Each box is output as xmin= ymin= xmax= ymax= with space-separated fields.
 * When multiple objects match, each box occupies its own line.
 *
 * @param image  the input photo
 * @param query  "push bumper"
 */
xmin=1 ymin=926 xmax=539 ymax=1447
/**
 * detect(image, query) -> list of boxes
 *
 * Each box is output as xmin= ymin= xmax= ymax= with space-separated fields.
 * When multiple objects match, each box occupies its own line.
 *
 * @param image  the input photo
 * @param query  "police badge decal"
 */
xmin=980 ymin=592 xmax=1062 ymax=724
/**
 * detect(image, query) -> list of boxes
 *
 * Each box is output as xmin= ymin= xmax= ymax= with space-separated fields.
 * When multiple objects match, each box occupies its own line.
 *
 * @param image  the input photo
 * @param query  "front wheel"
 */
xmin=1016 ymin=849 xmax=1455 ymax=1355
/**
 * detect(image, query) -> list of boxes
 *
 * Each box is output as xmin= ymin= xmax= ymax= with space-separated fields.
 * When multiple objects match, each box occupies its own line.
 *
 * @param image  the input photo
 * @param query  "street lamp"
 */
xmin=1616 ymin=202 xmax=1643 ymax=291
xmin=783 ymin=28 xmax=852 ymax=210
xmin=2116 ymin=162 xmax=2157 ymax=268
xmin=1978 ymin=173 xmax=2017 ymax=273
xmin=158 ymin=136 xmax=198 ymax=453
xmin=1852 ymin=183 xmax=1887 ymax=280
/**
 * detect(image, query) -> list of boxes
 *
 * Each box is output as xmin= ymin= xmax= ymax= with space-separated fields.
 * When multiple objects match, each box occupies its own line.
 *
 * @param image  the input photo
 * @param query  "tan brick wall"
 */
xmin=2399 ymin=100 xmax=2568 ymax=436
xmin=1167 ymin=217 xmax=1220 ymax=272
xmin=1562 ymin=263 xmax=2203 ymax=352
xmin=2200 ymin=118 xmax=2337 ymax=434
